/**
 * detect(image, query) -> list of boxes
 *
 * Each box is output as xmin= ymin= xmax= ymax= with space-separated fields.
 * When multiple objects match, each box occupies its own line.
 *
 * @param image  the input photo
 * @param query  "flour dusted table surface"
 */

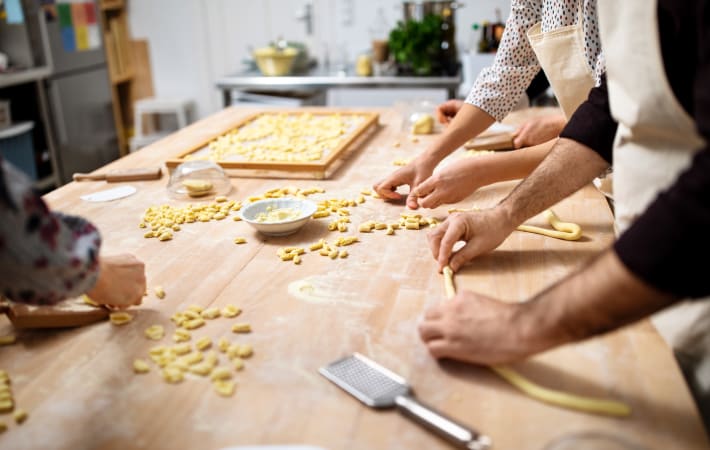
xmin=0 ymin=107 xmax=707 ymax=450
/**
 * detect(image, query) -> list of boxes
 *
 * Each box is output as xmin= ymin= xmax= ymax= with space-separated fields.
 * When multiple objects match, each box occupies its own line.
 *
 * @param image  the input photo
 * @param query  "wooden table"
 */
xmin=1 ymin=107 xmax=708 ymax=450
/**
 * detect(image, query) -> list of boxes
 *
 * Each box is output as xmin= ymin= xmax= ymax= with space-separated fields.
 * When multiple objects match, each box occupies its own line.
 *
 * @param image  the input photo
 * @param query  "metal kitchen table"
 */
xmin=215 ymin=67 xmax=462 ymax=107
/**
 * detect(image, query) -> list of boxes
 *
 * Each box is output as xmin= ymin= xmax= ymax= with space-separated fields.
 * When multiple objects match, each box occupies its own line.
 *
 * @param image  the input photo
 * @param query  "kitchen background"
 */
xmin=129 ymin=0 xmax=509 ymax=118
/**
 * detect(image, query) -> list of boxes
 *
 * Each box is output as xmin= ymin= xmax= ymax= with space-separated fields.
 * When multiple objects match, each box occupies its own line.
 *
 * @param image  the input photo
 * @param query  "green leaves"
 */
xmin=388 ymin=14 xmax=443 ymax=76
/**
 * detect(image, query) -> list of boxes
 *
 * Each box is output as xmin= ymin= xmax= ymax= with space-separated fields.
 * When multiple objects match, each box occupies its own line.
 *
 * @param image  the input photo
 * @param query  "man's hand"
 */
xmin=427 ymin=208 xmax=515 ymax=272
xmin=512 ymin=114 xmax=567 ymax=149
xmin=418 ymin=290 xmax=535 ymax=365
xmin=373 ymin=156 xmax=438 ymax=209
xmin=435 ymin=99 xmax=465 ymax=125
xmin=87 ymin=254 xmax=146 ymax=309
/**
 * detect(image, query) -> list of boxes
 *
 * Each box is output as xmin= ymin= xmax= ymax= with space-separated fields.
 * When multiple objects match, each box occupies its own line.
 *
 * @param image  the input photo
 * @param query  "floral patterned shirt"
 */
xmin=466 ymin=0 xmax=605 ymax=121
xmin=0 ymin=157 xmax=101 ymax=305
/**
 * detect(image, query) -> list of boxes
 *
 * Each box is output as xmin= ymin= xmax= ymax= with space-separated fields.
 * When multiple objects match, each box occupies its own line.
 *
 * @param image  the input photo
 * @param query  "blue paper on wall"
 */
xmin=6 ymin=0 xmax=25 ymax=24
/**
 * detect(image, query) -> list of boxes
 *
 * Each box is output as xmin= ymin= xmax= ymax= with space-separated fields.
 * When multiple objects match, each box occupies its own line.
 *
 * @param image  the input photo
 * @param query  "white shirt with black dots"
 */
xmin=466 ymin=0 xmax=604 ymax=121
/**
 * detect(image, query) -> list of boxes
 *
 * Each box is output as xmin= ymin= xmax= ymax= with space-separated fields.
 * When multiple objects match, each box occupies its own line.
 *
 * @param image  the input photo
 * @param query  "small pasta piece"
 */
xmin=187 ymin=305 xmax=203 ymax=313
xmin=231 ymin=323 xmax=251 ymax=333
xmin=236 ymin=344 xmax=253 ymax=358
xmin=183 ymin=318 xmax=206 ymax=330
xmin=200 ymin=308 xmax=221 ymax=320
xmin=210 ymin=367 xmax=232 ymax=381
xmin=154 ymin=286 xmax=166 ymax=299
xmin=215 ymin=196 xmax=228 ymax=203
xmin=181 ymin=351 xmax=204 ymax=365
xmin=172 ymin=343 xmax=191 ymax=355
xmin=339 ymin=250 xmax=348 ymax=259
xmin=162 ymin=367 xmax=184 ymax=384
xmin=13 ymin=409 xmax=28 ymax=424
xmin=144 ymin=325 xmax=165 ymax=340
xmin=189 ymin=363 xmax=213 ymax=376
xmin=309 ymin=239 xmax=325 ymax=251
xmin=204 ymin=350 xmax=219 ymax=367
xmin=173 ymin=329 xmax=191 ymax=343
xmin=82 ymin=294 xmax=100 ymax=307
xmin=213 ymin=380 xmax=236 ymax=397
xmin=0 ymin=335 xmax=16 ymax=346
xmin=0 ymin=400 xmax=13 ymax=413
xmin=133 ymin=359 xmax=151 ymax=374
xmin=149 ymin=345 xmax=167 ymax=356
xmin=195 ymin=336 xmax=212 ymax=351
xmin=233 ymin=237 xmax=247 ymax=244
xmin=233 ymin=358 xmax=245 ymax=371
xmin=217 ymin=337 xmax=230 ymax=353
xmin=221 ymin=305 xmax=241 ymax=318
xmin=109 ymin=312 xmax=133 ymax=326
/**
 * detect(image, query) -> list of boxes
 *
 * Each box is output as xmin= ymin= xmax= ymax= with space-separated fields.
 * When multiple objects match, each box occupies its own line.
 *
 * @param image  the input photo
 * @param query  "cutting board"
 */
xmin=464 ymin=122 xmax=517 ymax=151
xmin=165 ymin=109 xmax=380 ymax=179
xmin=0 ymin=296 xmax=109 ymax=329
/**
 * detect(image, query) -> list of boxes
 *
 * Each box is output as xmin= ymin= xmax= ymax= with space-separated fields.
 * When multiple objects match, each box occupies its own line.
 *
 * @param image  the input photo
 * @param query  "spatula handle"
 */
xmin=395 ymin=395 xmax=491 ymax=450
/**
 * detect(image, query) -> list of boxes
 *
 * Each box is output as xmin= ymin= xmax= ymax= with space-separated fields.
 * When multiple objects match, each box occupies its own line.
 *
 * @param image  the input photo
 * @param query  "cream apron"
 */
xmin=599 ymin=0 xmax=710 ymax=398
xmin=527 ymin=2 xmax=596 ymax=120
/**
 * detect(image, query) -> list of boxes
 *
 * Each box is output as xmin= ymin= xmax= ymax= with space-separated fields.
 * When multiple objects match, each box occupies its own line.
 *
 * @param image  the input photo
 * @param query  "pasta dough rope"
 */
xmin=516 ymin=209 xmax=582 ymax=241
xmin=440 ymin=265 xmax=631 ymax=417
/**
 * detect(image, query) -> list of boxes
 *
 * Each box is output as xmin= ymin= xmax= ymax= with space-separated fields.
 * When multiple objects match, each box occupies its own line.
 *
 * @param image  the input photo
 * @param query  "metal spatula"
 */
xmin=319 ymin=353 xmax=492 ymax=450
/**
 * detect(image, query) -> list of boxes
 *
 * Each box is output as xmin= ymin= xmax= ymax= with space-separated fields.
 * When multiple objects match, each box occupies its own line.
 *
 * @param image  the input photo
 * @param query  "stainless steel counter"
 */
xmin=215 ymin=67 xmax=462 ymax=107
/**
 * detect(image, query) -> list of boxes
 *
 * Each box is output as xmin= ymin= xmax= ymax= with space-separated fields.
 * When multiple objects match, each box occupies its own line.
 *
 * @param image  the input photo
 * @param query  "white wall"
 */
xmin=128 ymin=0 xmax=509 ymax=119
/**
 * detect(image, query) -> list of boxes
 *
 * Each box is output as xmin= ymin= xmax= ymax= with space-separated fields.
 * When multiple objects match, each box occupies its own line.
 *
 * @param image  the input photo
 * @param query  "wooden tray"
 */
xmin=165 ymin=109 xmax=380 ymax=179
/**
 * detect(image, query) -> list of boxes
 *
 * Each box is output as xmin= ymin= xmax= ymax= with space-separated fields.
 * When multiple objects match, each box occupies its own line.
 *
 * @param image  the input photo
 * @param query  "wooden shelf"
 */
xmin=111 ymin=71 xmax=134 ymax=85
xmin=100 ymin=0 xmax=125 ymax=12
xmin=99 ymin=1 xmax=134 ymax=157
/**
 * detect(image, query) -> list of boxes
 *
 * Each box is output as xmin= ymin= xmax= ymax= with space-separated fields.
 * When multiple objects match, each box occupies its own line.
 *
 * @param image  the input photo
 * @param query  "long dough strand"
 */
xmin=516 ymin=209 xmax=582 ymax=241
xmin=440 ymin=265 xmax=631 ymax=417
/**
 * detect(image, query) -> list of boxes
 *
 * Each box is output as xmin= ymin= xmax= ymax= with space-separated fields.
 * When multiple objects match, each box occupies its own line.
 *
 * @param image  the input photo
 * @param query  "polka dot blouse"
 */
xmin=0 ymin=157 xmax=101 ymax=305
xmin=466 ymin=0 xmax=605 ymax=121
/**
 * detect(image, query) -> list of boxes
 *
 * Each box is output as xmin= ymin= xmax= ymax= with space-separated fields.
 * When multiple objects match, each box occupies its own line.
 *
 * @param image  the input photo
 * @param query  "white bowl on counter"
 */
xmin=240 ymin=198 xmax=318 ymax=237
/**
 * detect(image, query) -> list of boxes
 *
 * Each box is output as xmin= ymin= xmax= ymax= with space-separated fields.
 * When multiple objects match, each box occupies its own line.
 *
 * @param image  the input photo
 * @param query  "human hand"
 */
xmin=410 ymin=158 xmax=485 ymax=209
xmin=87 ymin=254 xmax=146 ymax=309
xmin=435 ymin=99 xmax=465 ymax=125
xmin=418 ymin=290 xmax=533 ymax=365
xmin=512 ymin=114 xmax=566 ymax=149
xmin=427 ymin=208 xmax=515 ymax=272
xmin=373 ymin=156 xmax=438 ymax=209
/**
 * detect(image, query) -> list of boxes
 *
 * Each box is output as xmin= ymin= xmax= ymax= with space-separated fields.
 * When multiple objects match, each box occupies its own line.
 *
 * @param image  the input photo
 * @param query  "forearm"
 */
xmin=500 ymin=137 xmax=610 ymax=225
xmin=518 ymin=249 xmax=678 ymax=354
xmin=467 ymin=138 xmax=556 ymax=186
xmin=419 ymin=104 xmax=495 ymax=165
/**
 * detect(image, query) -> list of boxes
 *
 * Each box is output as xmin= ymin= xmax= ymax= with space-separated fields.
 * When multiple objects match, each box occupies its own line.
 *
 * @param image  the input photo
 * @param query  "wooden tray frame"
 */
xmin=165 ymin=109 xmax=380 ymax=179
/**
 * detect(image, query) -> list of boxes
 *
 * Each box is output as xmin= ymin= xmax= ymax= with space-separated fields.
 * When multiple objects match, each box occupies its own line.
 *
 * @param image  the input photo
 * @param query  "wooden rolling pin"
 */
xmin=0 ymin=297 xmax=109 ymax=329
xmin=73 ymin=166 xmax=163 ymax=182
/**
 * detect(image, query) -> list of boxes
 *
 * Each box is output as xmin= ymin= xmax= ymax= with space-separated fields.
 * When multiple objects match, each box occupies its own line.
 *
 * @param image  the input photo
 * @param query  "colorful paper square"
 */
xmin=60 ymin=26 xmax=76 ymax=52
xmin=57 ymin=3 xmax=72 ymax=28
xmin=71 ymin=3 xmax=87 ymax=26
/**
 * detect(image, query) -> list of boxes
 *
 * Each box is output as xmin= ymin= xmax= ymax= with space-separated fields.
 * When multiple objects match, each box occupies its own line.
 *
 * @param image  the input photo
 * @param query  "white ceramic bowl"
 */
xmin=240 ymin=198 xmax=318 ymax=237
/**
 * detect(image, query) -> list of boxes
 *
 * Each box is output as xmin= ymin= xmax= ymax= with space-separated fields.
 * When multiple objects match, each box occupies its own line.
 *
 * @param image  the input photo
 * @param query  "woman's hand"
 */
xmin=87 ymin=254 xmax=146 ymax=309
xmin=373 ymin=155 xmax=439 ymax=209
xmin=409 ymin=158 xmax=487 ymax=209
xmin=435 ymin=99 xmax=465 ymax=125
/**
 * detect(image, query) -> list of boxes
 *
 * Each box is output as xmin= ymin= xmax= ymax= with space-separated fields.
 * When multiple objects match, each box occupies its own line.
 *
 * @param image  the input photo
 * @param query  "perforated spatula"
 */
xmin=319 ymin=353 xmax=492 ymax=450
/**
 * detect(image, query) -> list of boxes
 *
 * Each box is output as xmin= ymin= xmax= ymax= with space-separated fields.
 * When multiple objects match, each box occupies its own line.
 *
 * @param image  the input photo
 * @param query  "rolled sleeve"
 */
xmin=560 ymin=74 xmax=617 ymax=163
xmin=465 ymin=0 xmax=542 ymax=121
